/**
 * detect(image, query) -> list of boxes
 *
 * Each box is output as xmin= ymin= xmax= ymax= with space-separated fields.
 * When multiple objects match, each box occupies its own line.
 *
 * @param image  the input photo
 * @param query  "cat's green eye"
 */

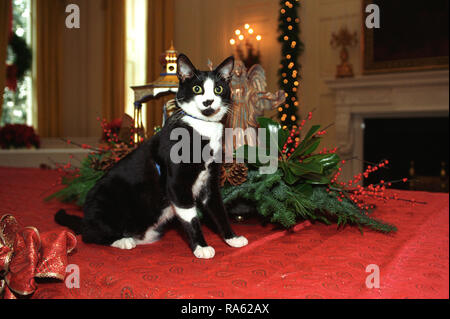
xmin=214 ymin=86 xmax=223 ymax=94
xmin=192 ymin=85 xmax=203 ymax=94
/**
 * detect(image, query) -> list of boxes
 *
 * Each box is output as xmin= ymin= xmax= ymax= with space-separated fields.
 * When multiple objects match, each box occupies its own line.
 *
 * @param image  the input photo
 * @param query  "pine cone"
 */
xmin=220 ymin=162 xmax=248 ymax=187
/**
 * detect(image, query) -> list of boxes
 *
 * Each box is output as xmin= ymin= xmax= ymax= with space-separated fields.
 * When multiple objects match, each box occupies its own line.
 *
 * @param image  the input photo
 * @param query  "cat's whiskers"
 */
xmin=220 ymin=103 xmax=234 ymax=115
xmin=175 ymin=97 xmax=185 ymax=104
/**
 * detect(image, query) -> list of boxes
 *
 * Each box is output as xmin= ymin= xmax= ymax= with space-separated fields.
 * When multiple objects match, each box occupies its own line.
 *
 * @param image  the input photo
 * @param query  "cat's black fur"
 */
xmin=55 ymin=54 xmax=247 ymax=258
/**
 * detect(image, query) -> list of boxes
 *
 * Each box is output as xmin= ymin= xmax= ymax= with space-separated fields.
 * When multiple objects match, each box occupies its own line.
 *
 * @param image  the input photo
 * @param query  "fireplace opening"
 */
xmin=363 ymin=117 xmax=449 ymax=192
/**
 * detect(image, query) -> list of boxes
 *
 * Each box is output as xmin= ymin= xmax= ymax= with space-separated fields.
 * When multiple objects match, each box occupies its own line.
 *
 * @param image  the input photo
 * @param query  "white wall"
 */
xmin=300 ymin=0 xmax=363 ymax=148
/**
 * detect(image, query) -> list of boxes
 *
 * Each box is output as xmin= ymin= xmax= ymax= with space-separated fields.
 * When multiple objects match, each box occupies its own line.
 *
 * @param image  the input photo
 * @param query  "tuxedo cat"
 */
xmin=55 ymin=54 xmax=248 ymax=259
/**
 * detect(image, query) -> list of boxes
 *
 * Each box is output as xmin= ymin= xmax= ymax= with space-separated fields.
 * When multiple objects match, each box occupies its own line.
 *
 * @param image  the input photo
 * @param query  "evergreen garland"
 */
xmin=277 ymin=0 xmax=304 ymax=129
xmin=45 ymin=153 xmax=106 ymax=206
xmin=222 ymin=169 xmax=397 ymax=233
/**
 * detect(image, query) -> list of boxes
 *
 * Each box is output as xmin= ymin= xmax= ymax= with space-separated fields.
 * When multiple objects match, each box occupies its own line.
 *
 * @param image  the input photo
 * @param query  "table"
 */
xmin=0 ymin=167 xmax=448 ymax=299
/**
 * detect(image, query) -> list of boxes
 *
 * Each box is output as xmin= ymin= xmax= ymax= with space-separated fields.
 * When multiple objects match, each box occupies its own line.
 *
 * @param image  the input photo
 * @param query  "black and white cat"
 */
xmin=55 ymin=54 xmax=248 ymax=259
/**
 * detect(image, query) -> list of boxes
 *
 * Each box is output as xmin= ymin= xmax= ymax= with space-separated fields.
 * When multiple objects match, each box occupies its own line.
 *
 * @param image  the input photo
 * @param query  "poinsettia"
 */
xmin=0 ymin=124 xmax=40 ymax=149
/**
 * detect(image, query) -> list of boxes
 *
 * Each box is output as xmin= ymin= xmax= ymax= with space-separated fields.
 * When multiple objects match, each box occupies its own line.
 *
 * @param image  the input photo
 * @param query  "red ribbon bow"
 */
xmin=0 ymin=215 xmax=77 ymax=299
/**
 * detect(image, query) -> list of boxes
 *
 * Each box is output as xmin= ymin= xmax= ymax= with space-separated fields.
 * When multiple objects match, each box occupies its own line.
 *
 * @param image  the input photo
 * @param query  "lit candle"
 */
xmin=255 ymin=34 xmax=262 ymax=51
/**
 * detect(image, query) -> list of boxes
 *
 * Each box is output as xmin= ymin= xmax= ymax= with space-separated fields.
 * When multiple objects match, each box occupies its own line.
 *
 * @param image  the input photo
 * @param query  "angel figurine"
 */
xmin=225 ymin=59 xmax=285 ymax=150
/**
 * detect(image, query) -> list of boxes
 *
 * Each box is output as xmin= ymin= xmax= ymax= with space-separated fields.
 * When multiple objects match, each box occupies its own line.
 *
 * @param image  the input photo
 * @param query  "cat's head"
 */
xmin=176 ymin=54 xmax=234 ymax=122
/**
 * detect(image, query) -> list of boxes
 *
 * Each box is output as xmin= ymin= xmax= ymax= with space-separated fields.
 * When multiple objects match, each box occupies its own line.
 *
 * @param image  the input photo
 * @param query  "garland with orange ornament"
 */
xmin=277 ymin=0 xmax=303 ymax=129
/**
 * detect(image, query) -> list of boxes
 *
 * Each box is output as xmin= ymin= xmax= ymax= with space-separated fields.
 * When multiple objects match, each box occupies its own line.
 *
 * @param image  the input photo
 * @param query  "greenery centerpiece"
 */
xmin=46 ymin=116 xmax=397 ymax=234
xmin=222 ymin=117 xmax=396 ymax=232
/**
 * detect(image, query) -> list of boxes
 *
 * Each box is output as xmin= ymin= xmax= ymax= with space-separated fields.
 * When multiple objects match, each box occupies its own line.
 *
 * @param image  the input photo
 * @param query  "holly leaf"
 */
xmin=288 ymin=125 xmax=321 ymax=159
xmin=278 ymin=128 xmax=289 ymax=152
xmin=303 ymin=153 xmax=340 ymax=173
xmin=288 ymin=161 xmax=324 ymax=176
xmin=280 ymin=162 xmax=300 ymax=185
xmin=303 ymin=174 xmax=332 ymax=185
xmin=257 ymin=117 xmax=285 ymax=153
xmin=300 ymin=138 xmax=321 ymax=157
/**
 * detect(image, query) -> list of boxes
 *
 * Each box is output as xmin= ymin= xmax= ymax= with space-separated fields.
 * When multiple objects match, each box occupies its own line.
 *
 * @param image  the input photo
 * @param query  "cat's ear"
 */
xmin=177 ymin=54 xmax=196 ymax=82
xmin=215 ymin=56 xmax=234 ymax=82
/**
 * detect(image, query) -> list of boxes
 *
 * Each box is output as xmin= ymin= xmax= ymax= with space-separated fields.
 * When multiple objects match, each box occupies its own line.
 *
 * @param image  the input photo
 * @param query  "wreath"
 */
xmin=6 ymin=34 xmax=32 ymax=91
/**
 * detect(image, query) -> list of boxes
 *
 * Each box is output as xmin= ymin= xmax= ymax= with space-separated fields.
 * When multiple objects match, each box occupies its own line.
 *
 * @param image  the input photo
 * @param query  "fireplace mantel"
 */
xmin=325 ymin=69 xmax=449 ymax=182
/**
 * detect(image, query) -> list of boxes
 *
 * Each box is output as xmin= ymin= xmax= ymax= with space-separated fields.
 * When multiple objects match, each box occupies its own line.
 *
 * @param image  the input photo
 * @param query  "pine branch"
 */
xmin=222 ymin=169 xmax=397 ymax=233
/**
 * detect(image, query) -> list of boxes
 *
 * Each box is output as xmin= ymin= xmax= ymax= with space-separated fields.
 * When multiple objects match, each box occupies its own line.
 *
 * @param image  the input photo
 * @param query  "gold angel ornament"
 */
xmin=225 ymin=59 xmax=286 ymax=151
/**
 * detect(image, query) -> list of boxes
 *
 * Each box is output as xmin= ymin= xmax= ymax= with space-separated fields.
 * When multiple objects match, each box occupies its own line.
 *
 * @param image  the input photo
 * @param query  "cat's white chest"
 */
xmin=182 ymin=116 xmax=223 ymax=199
xmin=182 ymin=116 xmax=223 ymax=157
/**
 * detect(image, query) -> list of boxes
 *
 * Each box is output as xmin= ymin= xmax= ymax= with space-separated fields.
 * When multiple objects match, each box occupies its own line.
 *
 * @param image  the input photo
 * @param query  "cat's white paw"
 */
xmin=111 ymin=237 xmax=136 ymax=250
xmin=193 ymin=245 xmax=215 ymax=259
xmin=225 ymin=236 xmax=248 ymax=248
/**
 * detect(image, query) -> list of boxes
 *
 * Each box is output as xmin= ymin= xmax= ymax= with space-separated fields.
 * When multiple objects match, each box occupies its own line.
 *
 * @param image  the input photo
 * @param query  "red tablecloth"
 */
xmin=0 ymin=167 xmax=448 ymax=299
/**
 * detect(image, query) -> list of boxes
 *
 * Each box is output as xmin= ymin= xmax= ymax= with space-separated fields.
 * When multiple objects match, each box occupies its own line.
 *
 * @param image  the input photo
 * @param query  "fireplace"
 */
xmin=363 ymin=117 xmax=449 ymax=192
xmin=326 ymin=69 xmax=449 ymax=189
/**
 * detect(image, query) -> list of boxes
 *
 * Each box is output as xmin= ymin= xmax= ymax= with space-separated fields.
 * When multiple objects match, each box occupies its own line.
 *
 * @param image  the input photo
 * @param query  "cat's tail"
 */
xmin=54 ymin=209 xmax=82 ymax=235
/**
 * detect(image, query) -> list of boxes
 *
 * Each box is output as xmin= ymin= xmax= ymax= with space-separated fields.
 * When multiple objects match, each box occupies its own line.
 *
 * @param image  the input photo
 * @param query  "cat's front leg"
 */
xmin=172 ymin=205 xmax=215 ymax=259
xmin=225 ymin=235 xmax=249 ymax=248
xmin=202 ymin=186 xmax=248 ymax=248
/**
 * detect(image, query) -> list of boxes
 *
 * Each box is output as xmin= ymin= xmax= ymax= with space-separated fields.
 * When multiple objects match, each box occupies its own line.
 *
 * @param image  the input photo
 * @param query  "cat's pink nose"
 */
xmin=203 ymin=100 xmax=214 ymax=107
